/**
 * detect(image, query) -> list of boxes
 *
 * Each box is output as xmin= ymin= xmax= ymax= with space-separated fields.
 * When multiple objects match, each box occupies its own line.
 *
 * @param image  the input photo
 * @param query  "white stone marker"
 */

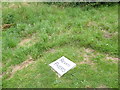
xmin=49 ymin=56 xmax=76 ymax=77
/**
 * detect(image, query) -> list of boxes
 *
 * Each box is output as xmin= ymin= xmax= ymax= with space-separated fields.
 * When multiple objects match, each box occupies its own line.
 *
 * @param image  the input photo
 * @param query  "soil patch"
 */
xmin=84 ymin=48 xmax=95 ymax=53
xmin=19 ymin=38 xmax=31 ymax=46
xmin=79 ymin=54 xmax=95 ymax=65
xmin=106 ymin=55 xmax=119 ymax=63
xmin=98 ymin=85 xmax=107 ymax=88
xmin=86 ymin=21 xmax=97 ymax=27
xmin=2 ymin=24 xmax=14 ymax=30
xmin=8 ymin=56 xmax=34 ymax=79
xmin=102 ymin=30 xmax=112 ymax=38
xmin=46 ymin=48 xmax=56 ymax=53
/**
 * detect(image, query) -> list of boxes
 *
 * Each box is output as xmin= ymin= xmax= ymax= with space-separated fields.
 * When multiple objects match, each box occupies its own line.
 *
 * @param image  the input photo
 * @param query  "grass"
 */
xmin=1 ymin=2 xmax=118 ymax=88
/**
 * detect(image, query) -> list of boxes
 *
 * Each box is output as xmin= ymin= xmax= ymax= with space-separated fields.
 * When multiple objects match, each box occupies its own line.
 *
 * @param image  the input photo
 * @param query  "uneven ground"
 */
xmin=1 ymin=3 xmax=118 ymax=88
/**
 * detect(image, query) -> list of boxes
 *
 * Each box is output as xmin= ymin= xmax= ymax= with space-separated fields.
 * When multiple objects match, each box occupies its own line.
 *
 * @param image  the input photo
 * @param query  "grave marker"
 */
xmin=49 ymin=56 xmax=76 ymax=77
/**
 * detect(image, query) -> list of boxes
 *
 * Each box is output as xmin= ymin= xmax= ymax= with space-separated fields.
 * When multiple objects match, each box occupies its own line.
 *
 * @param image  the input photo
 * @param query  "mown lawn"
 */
xmin=1 ymin=3 xmax=118 ymax=88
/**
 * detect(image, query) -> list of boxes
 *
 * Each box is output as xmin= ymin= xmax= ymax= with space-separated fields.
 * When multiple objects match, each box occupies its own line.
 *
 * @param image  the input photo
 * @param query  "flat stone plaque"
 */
xmin=49 ymin=56 xmax=76 ymax=77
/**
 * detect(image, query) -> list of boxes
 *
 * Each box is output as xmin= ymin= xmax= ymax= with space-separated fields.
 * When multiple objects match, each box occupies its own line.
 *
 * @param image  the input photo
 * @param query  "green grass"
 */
xmin=2 ymin=2 xmax=118 ymax=88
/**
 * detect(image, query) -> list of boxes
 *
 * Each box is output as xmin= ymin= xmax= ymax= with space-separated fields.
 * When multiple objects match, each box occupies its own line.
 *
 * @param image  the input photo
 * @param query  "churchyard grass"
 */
xmin=2 ymin=3 xmax=118 ymax=88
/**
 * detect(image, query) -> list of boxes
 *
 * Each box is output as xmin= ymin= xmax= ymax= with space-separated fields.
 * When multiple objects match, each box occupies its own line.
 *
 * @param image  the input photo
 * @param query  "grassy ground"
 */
xmin=1 ymin=3 xmax=118 ymax=88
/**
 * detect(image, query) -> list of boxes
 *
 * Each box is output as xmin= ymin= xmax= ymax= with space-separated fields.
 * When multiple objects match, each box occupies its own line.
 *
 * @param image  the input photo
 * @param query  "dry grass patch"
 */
xmin=8 ymin=3 xmax=30 ymax=8
xmin=77 ymin=48 xmax=96 ymax=66
xmin=76 ymin=48 xmax=99 ymax=71
xmin=0 ymin=75 xmax=2 ymax=78
xmin=101 ymin=30 xmax=112 ymax=38
xmin=86 ymin=21 xmax=98 ymax=27
xmin=105 ymin=55 xmax=119 ymax=63
xmin=79 ymin=53 xmax=95 ymax=66
xmin=0 ymin=74 xmax=3 ymax=78
xmin=97 ymin=85 xmax=107 ymax=88
xmin=22 ymin=2 xmax=30 ymax=6
xmin=18 ymin=37 xmax=37 ymax=47
xmin=2 ymin=24 xmax=14 ymax=30
xmin=84 ymin=48 xmax=95 ymax=53
xmin=0 ymin=72 xmax=6 ymax=79
xmin=46 ymin=48 xmax=56 ymax=54
xmin=18 ymin=33 xmax=39 ymax=47
xmin=9 ymin=3 xmax=21 ymax=8
xmin=34 ymin=74 xmax=41 ymax=79
xmin=101 ymin=30 xmax=118 ymax=38
xmin=18 ymin=38 xmax=31 ymax=46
